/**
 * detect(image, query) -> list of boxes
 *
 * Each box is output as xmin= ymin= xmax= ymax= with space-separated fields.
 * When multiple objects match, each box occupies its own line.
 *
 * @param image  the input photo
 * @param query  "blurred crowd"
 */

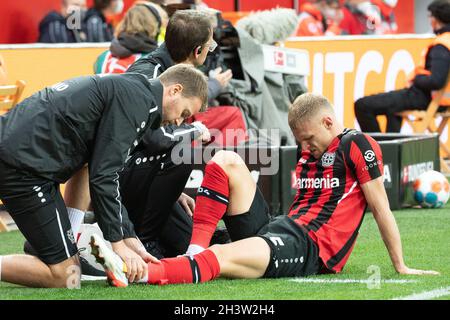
xmin=38 ymin=0 xmax=210 ymax=43
xmin=37 ymin=0 xmax=399 ymax=45
xmin=294 ymin=0 xmax=399 ymax=36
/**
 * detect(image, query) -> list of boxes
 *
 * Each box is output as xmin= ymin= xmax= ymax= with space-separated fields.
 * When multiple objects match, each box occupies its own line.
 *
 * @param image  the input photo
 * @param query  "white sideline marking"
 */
xmin=290 ymin=278 xmax=418 ymax=284
xmin=81 ymin=275 xmax=107 ymax=282
xmin=393 ymin=287 xmax=450 ymax=300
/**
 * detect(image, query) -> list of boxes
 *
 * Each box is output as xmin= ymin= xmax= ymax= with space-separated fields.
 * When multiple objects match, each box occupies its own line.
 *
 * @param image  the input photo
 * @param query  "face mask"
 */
xmin=113 ymin=0 xmax=124 ymax=15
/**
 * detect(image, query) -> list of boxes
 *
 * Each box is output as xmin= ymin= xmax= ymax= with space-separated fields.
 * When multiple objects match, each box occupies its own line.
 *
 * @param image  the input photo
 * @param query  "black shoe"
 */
xmin=211 ymin=226 xmax=231 ymax=245
xmin=80 ymin=256 xmax=106 ymax=277
xmin=143 ymin=240 xmax=165 ymax=259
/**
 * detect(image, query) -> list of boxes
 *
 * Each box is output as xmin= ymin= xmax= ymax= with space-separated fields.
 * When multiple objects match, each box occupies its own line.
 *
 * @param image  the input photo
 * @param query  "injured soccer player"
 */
xmin=90 ymin=93 xmax=440 ymax=287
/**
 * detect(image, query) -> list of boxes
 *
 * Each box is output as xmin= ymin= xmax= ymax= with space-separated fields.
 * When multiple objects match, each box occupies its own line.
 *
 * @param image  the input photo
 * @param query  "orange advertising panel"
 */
xmin=0 ymin=44 xmax=108 ymax=99
xmin=284 ymin=35 xmax=450 ymax=150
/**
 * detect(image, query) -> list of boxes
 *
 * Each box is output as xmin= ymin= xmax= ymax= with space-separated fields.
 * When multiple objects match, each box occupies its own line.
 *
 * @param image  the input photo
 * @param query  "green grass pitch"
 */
xmin=0 ymin=204 xmax=449 ymax=300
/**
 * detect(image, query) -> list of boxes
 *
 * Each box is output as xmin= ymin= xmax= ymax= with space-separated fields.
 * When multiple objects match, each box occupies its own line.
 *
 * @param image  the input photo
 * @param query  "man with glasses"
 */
xmin=127 ymin=9 xmax=229 ymax=98
xmin=120 ymin=10 xmax=232 ymax=259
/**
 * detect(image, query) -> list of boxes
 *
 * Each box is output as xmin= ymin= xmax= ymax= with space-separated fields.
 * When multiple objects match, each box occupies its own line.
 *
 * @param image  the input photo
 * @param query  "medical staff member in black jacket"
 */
xmin=0 ymin=64 xmax=208 ymax=288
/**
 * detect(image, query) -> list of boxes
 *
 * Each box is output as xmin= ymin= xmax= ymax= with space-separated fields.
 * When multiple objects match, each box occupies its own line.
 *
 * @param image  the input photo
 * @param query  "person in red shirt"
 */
xmin=91 ymin=93 xmax=439 ymax=287
xmin=339 ymin=0 xmax=367 ymax=35
xmin=295 ymin=0 xmax=342 ymax=36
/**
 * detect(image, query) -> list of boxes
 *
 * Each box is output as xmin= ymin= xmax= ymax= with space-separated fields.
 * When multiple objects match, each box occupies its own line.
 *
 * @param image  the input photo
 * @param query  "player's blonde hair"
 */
xmin=288 ymin=93 xmax=334 ymax=130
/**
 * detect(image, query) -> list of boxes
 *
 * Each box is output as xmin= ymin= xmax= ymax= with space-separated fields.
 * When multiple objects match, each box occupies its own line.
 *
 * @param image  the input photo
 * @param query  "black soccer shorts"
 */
xmin=0 ymin=160 xmax=78 ymax=265
xmin=223 ymin=186 xmax=321 ymax=278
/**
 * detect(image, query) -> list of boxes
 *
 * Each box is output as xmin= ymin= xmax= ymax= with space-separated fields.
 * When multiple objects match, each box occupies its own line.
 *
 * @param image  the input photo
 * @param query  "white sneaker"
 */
xmin=78 ymin=223 xmax=109 ymax=276
xmin=90 ymin=234 xmax=128 ymax=287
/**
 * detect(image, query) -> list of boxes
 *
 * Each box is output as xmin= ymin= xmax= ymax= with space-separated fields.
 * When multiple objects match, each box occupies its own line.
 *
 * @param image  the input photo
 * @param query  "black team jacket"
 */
xmin=127 ymin=43 xmax=203 ymax=155
xmin=0 ymin=73 xmax=163 ymax=242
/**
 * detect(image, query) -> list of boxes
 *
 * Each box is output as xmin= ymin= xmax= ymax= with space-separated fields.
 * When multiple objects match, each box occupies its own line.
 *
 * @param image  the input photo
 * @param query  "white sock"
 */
xmin=185 ymin=244 xmax=206 ymax=256
xmin=136 ymin=274 xmax=148 ymax=284
xmin=67 ymin=207 xmax=85 ymax=239
xmin=0 ymin=256 xmax=3 ymax=282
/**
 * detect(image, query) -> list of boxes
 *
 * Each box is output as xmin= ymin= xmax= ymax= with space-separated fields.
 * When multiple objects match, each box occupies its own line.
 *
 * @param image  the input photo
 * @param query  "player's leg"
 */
xmin=145 ymin=216 xmax=321 ymax=284
xmin=131 ymin=162 xmax=192 ymax=244
xmin=63 ymin=165 xmax=90 ymax=237
xmin=144 ymin=215 xmax=321 ymax=284
xmin=0 ymin=254 xmax=79 ymax=288
xmin=24 ymin=166 xmax=90 ymax=255
xmin=23 ymin=166 xmax=88 ymax=249
xmin=158 ymin=202 xmax=193 ymax=257
xmin=187 ymin=150 xmax=261 ymax=254
xmin=208 ymin=237 xmax=271 ymax=278
xmin=0 ymin=170 xmax=80 ymax=288
xmin=120 ymin=152 xmax=193 ymax=256
xmin=95 ymin=214 xmax=322 ymax=286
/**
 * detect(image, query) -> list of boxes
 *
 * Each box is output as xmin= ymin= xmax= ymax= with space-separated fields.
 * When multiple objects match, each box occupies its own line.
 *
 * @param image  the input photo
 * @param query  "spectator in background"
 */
xmin=295 ymin=0 xmax=342 ymax=36
xmin=0 ymin=55 xmax=6 ymax=85
xmin=84 ymin=0 xmax=123 ymax=42
xmin=371 ymin=0 xmax=398 ymax=34
xmin=355 ymin=0 xmax=450 ymax=133
xmin=340 ymin=0 xmax=397 ymax=35
xmin=137 ymin=0 xmax=170 ymax=43
xmin=127 ymin=9 xmax=232 ymax=103
xmin=94 ymin=2 xmax=167 ymax=74
xmin=38 ymin=0 xmax=87 ymax=43
xmin=339 ymin=0 xmax=366 ymax=35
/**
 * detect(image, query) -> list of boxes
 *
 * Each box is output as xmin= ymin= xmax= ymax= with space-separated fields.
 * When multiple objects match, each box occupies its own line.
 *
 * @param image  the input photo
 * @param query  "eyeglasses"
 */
xmin=208 ymin=39 xmax=218 ymax=52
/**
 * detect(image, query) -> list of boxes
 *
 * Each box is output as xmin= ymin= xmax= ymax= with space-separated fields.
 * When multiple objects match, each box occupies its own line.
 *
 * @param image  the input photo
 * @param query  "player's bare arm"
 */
xmin=361 ymin=177 xmax=440 ymax=276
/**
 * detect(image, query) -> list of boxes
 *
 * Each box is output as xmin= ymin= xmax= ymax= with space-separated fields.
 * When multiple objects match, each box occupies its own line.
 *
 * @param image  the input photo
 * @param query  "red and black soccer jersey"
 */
xmin=288 ymin=128 xmax=384 ymax=273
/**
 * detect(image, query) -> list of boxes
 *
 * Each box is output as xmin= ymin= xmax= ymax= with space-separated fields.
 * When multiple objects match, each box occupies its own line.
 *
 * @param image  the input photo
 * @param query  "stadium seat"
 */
xmin=397 ymin=71 xmax=450 ymax=173
xmin=0 ymin=80 xmax=26 ymax=115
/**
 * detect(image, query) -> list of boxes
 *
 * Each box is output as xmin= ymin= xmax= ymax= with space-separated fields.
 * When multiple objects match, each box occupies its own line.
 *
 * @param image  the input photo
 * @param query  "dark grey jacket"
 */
xmin=0 ymin=73 xmax=163 ymax=242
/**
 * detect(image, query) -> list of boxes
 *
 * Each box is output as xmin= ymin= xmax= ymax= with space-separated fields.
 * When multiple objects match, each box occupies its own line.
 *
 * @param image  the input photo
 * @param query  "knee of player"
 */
xmin=211 ymin=150 xmax=244 ymax=172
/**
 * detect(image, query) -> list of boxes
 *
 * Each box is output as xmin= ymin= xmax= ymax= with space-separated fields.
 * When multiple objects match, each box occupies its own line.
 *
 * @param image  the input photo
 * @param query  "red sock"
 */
xmin=190 ymin=161 xmax=229 ymax=248
xmin=147 ymin=250 xmax=220 ymax=285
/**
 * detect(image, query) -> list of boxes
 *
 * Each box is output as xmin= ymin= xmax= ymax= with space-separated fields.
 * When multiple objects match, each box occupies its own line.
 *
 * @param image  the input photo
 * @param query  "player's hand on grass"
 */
xmin=112 ymin=240 xmax=148 ymax=283
xmin=396 ymin=265 xmax=440 ymax=275
xmin=178 ymin=192 xmax=195 ymax=217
